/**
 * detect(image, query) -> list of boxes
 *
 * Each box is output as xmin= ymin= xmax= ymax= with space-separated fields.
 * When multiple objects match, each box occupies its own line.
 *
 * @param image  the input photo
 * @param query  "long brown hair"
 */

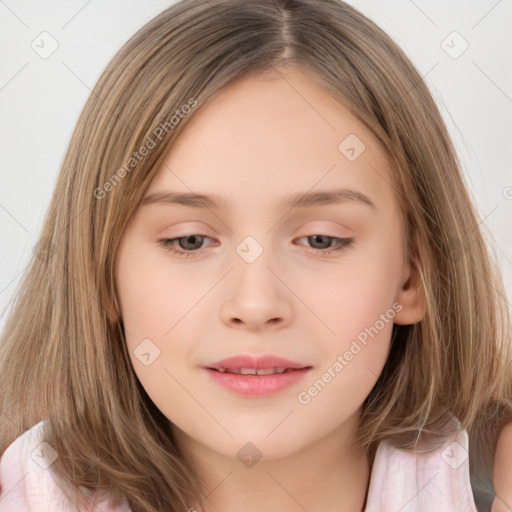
xmin=1 ymin=1 xmax=511 ymax=510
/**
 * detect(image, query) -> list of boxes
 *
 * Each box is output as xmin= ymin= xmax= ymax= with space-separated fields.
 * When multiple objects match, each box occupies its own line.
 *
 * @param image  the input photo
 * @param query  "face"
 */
xmin=115 ymin=65 xmax=423 ymax=464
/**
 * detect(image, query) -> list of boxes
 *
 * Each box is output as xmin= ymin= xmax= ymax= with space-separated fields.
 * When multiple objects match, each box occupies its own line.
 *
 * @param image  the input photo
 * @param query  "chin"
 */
xmin=219 ymin=429 xmax=308 ymax=462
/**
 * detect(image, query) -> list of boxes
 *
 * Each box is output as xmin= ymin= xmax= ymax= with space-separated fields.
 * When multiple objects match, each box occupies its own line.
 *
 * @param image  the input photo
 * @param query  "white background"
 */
xmin=1 ymin=1 xmax=511 ymax=334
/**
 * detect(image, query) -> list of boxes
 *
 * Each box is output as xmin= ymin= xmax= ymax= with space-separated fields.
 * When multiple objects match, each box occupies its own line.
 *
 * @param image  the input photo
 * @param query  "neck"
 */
xmin=175 ymin=412 xmax=371 ymax=512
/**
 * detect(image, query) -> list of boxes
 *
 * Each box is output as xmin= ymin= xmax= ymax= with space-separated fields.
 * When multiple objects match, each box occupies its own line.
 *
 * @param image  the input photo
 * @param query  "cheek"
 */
xmin=294 ymin=232 xmax=402 ymax=393
xmin=296 ymin=270 xmax=396 ymax=416
xmin=115 ymin=244 xmax=202 ymax=421
xmin=116 ymin=239 xmax=205 ymax=338
xmin=301 ymin=239 xmax=402 ymax=344
xmin=115 ymin=240 xmax=209 ymax=401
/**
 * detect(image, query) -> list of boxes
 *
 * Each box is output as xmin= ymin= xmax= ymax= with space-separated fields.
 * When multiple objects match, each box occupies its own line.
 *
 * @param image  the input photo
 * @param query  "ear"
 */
xmin=393 ymin=257 xmax=426 ymax=325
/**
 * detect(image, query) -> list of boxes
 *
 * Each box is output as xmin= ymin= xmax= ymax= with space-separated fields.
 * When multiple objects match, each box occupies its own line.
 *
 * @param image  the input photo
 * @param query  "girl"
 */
xmin=1 ymin=0 xmax=511 ymax=511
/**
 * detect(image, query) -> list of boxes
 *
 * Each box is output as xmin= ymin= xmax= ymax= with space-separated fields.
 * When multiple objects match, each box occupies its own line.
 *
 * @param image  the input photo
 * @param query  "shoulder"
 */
xmin=0 ymin=419 xmax=131 ymax=512
xmin=0 ymin=419 xmax=66 ymax=509
xmin=366 ymin=417 xmax=478 ymax=511
xmin=491 ymin=421 xmax=512 ymax=512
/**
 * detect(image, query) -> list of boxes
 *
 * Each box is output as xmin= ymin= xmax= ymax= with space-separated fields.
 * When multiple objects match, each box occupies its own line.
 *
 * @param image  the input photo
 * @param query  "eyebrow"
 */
xmin=140 ymin=188 xmax=376 ymax=211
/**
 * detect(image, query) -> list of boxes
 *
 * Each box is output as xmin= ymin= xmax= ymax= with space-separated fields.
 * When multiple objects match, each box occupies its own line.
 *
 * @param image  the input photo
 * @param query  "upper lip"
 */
xmin=205 ymin=354 xmax=311 ymax=370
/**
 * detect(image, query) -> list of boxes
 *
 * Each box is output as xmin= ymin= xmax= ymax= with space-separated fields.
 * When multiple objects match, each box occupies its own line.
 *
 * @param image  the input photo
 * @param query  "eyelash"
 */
xmin=158 ymin=234 xmax=353 ymax=258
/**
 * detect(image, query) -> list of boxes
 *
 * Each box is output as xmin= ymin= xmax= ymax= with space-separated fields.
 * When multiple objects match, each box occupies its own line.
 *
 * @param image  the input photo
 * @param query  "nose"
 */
xmin=219 ymin=250 xmax=293 ymax=332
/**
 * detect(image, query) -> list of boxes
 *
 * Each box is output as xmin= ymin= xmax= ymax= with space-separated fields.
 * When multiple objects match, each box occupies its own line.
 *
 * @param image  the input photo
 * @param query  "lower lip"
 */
xmin=203 ymin=367 xmax=311 ymax=397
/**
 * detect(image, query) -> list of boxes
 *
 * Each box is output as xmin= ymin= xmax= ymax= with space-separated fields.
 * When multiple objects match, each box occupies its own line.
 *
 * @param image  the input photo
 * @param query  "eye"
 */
xmin=159 ymin=234 xmax=353 ymax=258
xmin=158 ymin=234 xmax=215 ymax=258
xmin=296 ymin=235 xmax=353 ymax=256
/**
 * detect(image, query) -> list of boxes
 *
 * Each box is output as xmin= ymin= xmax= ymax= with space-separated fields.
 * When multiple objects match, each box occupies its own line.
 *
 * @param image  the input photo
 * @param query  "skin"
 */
xmin=492 ymin=422 xmax=512 ymax=511
xmin=115 ymin=65 xmax=425 ymax=512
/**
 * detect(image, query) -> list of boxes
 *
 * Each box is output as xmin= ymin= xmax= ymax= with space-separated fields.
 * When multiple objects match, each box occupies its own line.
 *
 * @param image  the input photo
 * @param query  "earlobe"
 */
xmin=393 ymin=259 xmax=426 ymax=326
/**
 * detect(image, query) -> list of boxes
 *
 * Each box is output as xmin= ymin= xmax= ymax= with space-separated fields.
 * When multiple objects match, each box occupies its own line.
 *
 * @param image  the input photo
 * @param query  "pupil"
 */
xmin=181 ymin=235 xmax=203 ymax=250
xmin=312 ymin=235 xmax=329 ymax=249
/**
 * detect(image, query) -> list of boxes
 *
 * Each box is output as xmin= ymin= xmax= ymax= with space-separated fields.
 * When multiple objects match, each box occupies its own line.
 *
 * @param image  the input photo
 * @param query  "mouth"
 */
xmin=207 ymin=367 xmax=304 ymax=375
xmin=203 ymin=366 xmax=312 ymax=396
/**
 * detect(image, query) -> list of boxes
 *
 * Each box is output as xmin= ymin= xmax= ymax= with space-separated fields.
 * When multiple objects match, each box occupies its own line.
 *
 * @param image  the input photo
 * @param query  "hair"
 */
xmin=1 ymin=0 xmax=511 ymax=510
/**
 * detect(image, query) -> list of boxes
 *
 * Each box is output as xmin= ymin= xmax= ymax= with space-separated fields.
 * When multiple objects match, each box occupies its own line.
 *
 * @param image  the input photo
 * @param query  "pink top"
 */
xmin=0 ymin=418 xmax=477 ymax=511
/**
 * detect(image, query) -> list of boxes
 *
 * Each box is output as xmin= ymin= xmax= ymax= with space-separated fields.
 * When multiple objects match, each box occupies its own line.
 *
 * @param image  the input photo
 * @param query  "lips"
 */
xmin=203 ymin=354 xmax=312 ymax=396
xmin=216 ymin=367 xmax=291 ymax=375
xmin=205 ymin=354 xmax=311 ymax=372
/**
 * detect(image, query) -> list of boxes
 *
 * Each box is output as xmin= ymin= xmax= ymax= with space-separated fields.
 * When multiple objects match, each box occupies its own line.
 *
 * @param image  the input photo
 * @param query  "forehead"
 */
xmin=144 ymin=66 xmax=397 ymax=214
